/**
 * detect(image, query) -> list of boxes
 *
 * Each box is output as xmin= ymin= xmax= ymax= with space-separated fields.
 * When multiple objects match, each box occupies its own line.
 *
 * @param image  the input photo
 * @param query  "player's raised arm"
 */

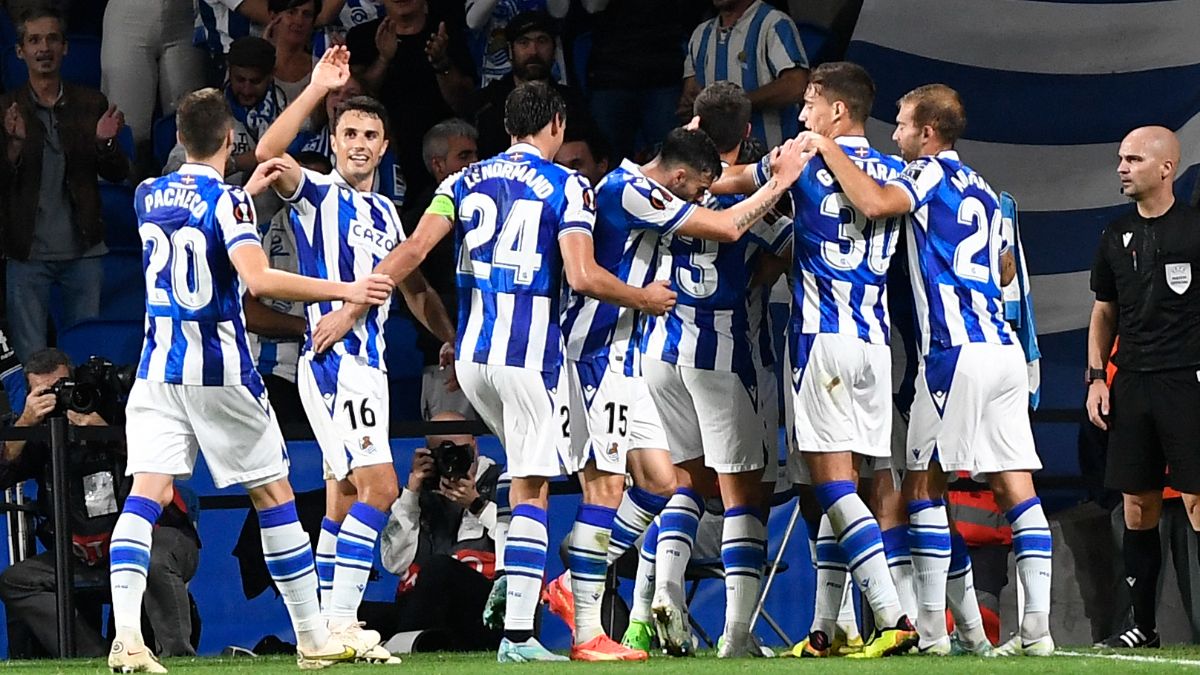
xmin=559 ymin=232 xmax=676 ymax=316
xmin=677 ymin=140 xmax=811 ymax=242
xmin=708 ymin=162 xmax=762 ymax=196
xmin=255 ymin=46 xmax=352 ymax=195
xmin=802 ymin=131 xmax=910 ymax=219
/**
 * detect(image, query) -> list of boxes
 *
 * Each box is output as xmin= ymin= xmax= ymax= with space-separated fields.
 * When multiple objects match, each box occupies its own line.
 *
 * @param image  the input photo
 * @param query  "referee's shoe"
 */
xmin=1096 ymin=626 xmax=1161 ymax=649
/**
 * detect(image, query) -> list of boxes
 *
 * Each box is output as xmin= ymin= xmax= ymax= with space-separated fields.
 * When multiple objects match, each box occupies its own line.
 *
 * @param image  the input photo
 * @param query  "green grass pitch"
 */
xmin=10 ymin=648 xmax=1200 ymax=674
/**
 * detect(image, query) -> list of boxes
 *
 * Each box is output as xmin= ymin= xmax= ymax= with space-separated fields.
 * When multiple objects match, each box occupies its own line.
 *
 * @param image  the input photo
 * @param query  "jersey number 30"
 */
xmin=457 ymin=193 xmax=545 ymax=285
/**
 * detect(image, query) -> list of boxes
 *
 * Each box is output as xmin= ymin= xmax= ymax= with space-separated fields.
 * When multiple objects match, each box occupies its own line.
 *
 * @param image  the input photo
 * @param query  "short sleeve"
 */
xmin=281 ymin=167 xmax=323 ymax=210
xmin=751 ymin=154 xmax=772 ymax=188
xmin=887 ymin=158 xmax=944 ymax=213
xmin=384 ymin=200 xmax=408 ymax=243
xmin=560 ymin=173 xmax=596 ymax=238
xmin=619 ymin=179 xmax=696 ymax=236
xmin=748 ymin=213 xmax=793 ymax=256
xmin=764 ymin=14 xmax=808 ymax=77
xmin=682 ymin=24 xmax=702 ymax=80
xmin=1090 ymin=229 xmax=1117 ymax=302
xmin=217 ymin=187 xmax=259 ymax=252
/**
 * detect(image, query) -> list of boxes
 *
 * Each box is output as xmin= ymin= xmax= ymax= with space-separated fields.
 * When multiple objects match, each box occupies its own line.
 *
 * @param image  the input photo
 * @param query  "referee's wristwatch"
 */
xmin=1085 ymin=367 xmax=1107 ymax=385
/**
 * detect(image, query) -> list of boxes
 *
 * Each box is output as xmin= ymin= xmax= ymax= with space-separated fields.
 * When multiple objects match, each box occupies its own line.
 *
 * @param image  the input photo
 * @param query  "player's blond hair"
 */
xmin=898 ymin=84 xmax=967 ymax=145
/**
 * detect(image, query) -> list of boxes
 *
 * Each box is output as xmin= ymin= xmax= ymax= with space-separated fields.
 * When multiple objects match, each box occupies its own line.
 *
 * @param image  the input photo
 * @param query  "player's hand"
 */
xmin=66 ymin=410 xmax=107 ymax=427
xmin=638 ymin=280 xmax=676 ymax=316
xmin=311 ymin=304 xmax=357 ymax=353
xmin=1086 ymin=380 xmax=1110 ymax=431
xmin=407 ymin=449 xmax=435 ymax=493
xmin=344 ymin=273 xmax=394 ymax=305
xmin=17 ymin=388 xmax=56 ymax=427
xmin=95 ymin=104 xmax=124 ymax=143
xmin=262 ymin=13 xmax=283 ymax=45
xmin=4 ymin=102 xmax=26 ymax=142
xmin=425 ymin=21 xmax=450 ymax=70
xmin=374 ymin=16 xmax=398 ymax=62
xmin=244 ymin=156 xmax=291 ymax=195
xmin=311 ymin=45 xmax=351 ymax=92
xmin=438 ymin=474 xmax=479 ymax=509
xmin=771 ymin=139 xmax=815 ymax=186
xmin=684 ymin=115 xmax=701 ymax=132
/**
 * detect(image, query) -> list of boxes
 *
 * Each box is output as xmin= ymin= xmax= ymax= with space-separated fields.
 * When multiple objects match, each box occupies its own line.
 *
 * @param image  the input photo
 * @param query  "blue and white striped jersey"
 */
xmin=194 ymin=0 xmax=257 ymax=55
xmin=135 ymin=163 xmax=263 ymax=390
xmin=642 ymin=189 xmax=792 ymax=373
xmin=440 ymin=143 xmax=595 ymax=373
xmin=755 ymin=136 xmax=905 ymax=344
xmin=311 ymin=0 xmax=385 ymax=58
xmin=887 ymin=150 xmax=1015 ymax=354
xmin=684 ymin=0 xmax=808 ymax=149
xmin=561 ymin=160 xmax=695 ymax=375
xmin=466 ymin=0 xmax=568 ymax=86
xmin=251 ymin=209 xmax=304 ymax=383
xmin=285 ymin=168 xmax=405 ymax=369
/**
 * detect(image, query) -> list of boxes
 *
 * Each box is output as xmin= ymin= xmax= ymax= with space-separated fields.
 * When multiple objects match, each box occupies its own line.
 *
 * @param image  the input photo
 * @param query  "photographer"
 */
xmin=379 ymin=412 xmax=504 ymax=653
xmin=0 ymin=349 xmax=200 ymax=658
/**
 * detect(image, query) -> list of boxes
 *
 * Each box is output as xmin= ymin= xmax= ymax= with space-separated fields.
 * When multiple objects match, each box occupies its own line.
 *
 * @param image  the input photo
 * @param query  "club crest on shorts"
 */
xmin=605 ymin=442 xmax=619 ymax=460
xmin=360 ymin=436 xmax=377 ymax=454
xmin=1166 ymin=262 xmax=1191 ymax=295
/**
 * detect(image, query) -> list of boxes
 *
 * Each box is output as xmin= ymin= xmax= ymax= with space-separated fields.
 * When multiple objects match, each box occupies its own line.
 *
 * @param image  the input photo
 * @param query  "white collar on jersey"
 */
xmin=507 ymin=142 xmax=543 ymax=158
xmin=179 ymin=162 xmax=224 ymax=181
xmin=935 ymin=149 xmax=961 ymax=161
xmin=834 ymin=135 xmax=870 ymax=148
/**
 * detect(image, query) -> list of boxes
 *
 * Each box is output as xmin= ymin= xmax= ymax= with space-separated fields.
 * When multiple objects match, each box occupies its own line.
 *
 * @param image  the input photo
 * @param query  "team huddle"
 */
xmin=102 ymin=45 xmax=1053 ymax=672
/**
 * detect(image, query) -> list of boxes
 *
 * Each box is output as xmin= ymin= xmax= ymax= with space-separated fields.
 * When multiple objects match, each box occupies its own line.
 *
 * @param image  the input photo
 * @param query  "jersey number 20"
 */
xmin=143 ymin=223 xmax=213 ymax=310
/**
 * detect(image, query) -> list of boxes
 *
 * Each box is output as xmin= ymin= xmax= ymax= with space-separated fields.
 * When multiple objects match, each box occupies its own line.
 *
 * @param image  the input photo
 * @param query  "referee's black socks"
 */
xmin=1123 ymin=526 xmax=1161 ymax=631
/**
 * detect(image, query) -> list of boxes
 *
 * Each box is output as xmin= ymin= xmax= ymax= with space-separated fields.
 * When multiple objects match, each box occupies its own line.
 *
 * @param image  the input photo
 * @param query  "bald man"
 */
xmin=1088 ymin=125 xmax=1200 ymax=649
xmin=378 ymin=411 xmax=507 ymax=652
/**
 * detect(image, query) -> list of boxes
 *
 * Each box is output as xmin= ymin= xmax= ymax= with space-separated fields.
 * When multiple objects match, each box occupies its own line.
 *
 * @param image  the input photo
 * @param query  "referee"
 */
xmin=1088 ymin=125 xmax=1200 ymax=648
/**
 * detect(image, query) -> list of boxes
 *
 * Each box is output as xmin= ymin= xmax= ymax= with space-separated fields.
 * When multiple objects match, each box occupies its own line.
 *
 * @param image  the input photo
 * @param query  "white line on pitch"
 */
xmin=1059 ymin=650 xmax=1200 ymax=667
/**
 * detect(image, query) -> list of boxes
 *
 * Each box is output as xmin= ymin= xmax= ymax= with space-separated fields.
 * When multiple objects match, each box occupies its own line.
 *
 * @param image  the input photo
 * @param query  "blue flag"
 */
xmin=1001 ymin=191 xmax=1041 ymax=409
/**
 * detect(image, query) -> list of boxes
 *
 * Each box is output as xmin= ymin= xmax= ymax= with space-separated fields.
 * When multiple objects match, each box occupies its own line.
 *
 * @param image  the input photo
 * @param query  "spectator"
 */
xmin=470 ymin=10 xmax=590 ymax=158
xmin=379 ymin=412 xmax=505 ymax=652
xmin=310 ymin=0 xmax=386 ymax=58
xmin=346 ymin=0 xmax=474 ymax=197
xmin=680 ymin=0 xmax=808 ymax=150
xmin=401 ymin=119 xmax=478 ymax=421
xmin=0 ymin=6 xmax=129 ymax=364
xmin=463 ymin=0 xmax=568 ymax=86
xmin=164 ymin=37 xmax=287 ymax=221
xmin=0 ymin=349 xmax=200 ymax=658
xmin=582 ymin=0 xmax=705 ymax=161
xmin=265 ymin=0 xmax=318 ymax=102
xmin=244 ymin=150 xmax=332 ymax=427
xmin=194 ymin=0 xmax=273 ymax=84
xmin=553 ymin=120 xmax=610 ymax=187
xmin=287 ymin=71 xmax=408 ymax=207
xmin=101 ymin=0 xmax=206 ymax=178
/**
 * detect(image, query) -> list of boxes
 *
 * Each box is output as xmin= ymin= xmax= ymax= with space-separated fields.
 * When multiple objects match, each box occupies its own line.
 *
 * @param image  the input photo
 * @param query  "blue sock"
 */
xmin=110 ymin=496 xmax=162 ymax=633
xmin=630 ymin=517 xmax=660 ymax=622
xmin=504 ymin=504 xmax=548 ymax=638
xmin=1007 ymin=497 xmax=1052 ymax=639
xmin=329 ymin=501 xmax=387 ymax=628
xmin=608 ymin=487 xmax=668 ymax=563
xmin=654 ymin=488 xmax=704 ymax=597
xmin=316 ymin=517 xmax=340 ymax=613
xmin=570 ymin=504 xmax=616 ymax=643
xmin=722 ymin=506 xmax=766 ymax=631
xmin=259 ymin=501 xmax=328 ymax=651
xmin=816 ymin=480 xmax=902 ymax=627
xmin=882 ymin=525 xmax=917 ymax=619
xmin=908 ymin=499 xmax=951 ymax=642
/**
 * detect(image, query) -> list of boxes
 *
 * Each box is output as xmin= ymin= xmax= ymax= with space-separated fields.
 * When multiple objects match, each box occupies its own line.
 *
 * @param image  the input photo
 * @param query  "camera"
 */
xmin=49 ymin=357 xmax=136 ymax=419
xmin=422 ymin=441 xmax=474 ymax=491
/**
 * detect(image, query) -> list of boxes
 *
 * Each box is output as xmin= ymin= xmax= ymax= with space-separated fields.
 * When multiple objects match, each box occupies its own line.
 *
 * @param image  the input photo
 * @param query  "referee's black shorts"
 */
xmin=1106 ymin=367 xmax=1200 ymax=494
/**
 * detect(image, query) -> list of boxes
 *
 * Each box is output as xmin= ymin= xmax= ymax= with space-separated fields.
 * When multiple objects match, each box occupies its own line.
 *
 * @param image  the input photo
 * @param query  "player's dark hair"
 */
xmin=899 ymin=83 xmax=967 ymax=145
xmin=562 ymin=120 xmax=610 ymax=164
xmin=658 ymin=128 xmax=721 ymax=179
xmin=693 ymin=81 xmax=751 ymax=154
xmin=176 ymin=88 xmax=233 ymax=159
xmin=295 ymin=150 xmax=333 ymax=173
xmin=504 ymin=81 xmax=566 ymax=139
xmin=333 ymin=95 xmax=390 ymax=140
xmin=810 ymin=61 xmax=875 ymax=124
xmin=25 ymin=348 xmax=71 ymax=379
xmin=16 ymin=5 xmax=65 ymax=42
xmin=268 ymin=0 xmax=320 ymax=13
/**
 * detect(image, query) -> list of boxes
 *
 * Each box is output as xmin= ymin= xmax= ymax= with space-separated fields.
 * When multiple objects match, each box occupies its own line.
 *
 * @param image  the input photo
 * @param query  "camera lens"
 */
xmin=69 ymin=385 xmax=99 ymax=414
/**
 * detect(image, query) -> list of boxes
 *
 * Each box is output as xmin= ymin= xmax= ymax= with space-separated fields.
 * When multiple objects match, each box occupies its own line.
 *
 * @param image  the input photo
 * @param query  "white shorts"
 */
xmin=298 ymin=353 xmax=392 ymax=481
xmin=907 ymin=343 xmax=1041 ymax=475
xmin=564 ymin=356 xmax=667 ymax=475
xmin=457 ymin=360 xmax=567 ymax=478
xmin=643 ymin=358 xmax=766 ymax=473
xmin=125 ymin=379 xmax=288 ymax=489
xmin=790 ymin=333 xmax=892 ymax=458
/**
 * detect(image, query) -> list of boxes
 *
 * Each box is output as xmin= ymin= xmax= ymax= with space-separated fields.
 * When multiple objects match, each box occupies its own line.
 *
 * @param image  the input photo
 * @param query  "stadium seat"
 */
xmin=570 ymin=32 xmax=591 ymax=97
xmin=57 ymin=318 xmax=144 ymax=368
xmin=99 ymin=252 xmax=146 ymax=321
xmin=152 ymin=114 xmax=178 ymax=173
xmin=115 ymin=125 xmax=134 ymax=165
xmin=101 ymin=182 xmax=139 ymax=253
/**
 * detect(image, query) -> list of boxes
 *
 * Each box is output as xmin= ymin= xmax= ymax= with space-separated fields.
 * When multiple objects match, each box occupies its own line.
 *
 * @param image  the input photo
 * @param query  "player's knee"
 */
xmin=1124 ymin=491 xmax=1163 ymax=529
